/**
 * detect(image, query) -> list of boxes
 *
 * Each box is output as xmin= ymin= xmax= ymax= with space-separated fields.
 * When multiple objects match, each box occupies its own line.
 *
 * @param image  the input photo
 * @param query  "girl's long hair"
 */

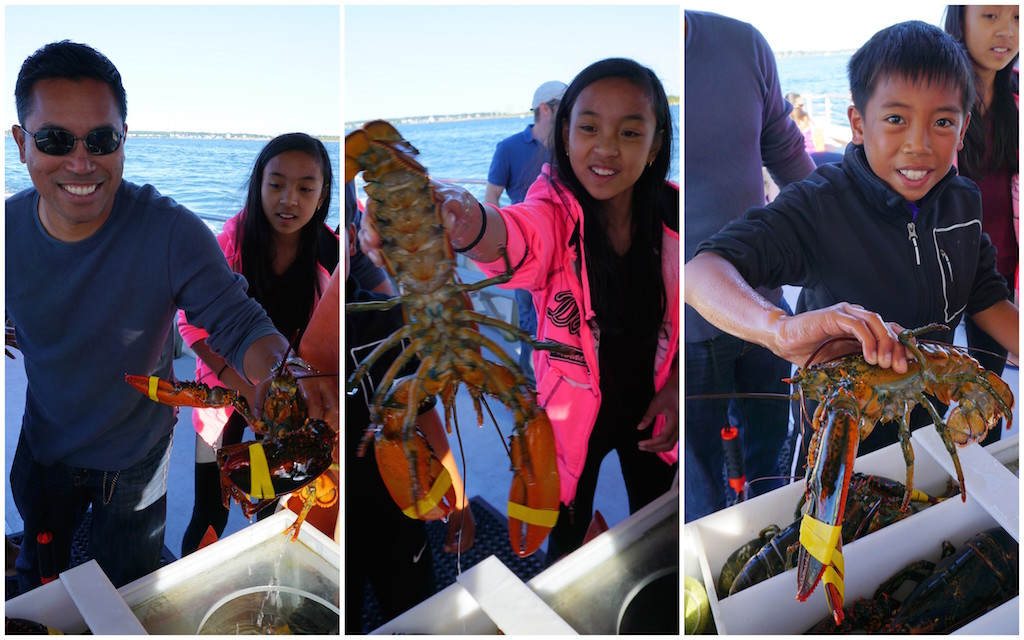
xmin=237 ymin=132 xmax=334 ymax=324
xmin=550 ymin=58 xmax=673 ymax=335
xmin=944 ymin=5 xmax=1019 ymax=178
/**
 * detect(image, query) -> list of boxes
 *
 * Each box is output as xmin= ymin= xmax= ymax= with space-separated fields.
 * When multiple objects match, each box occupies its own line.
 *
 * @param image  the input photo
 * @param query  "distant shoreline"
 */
xmin=775 ymin=50 xmax=855 ymax=58
xmin=347 ymin=96 xmax=680 ymax=129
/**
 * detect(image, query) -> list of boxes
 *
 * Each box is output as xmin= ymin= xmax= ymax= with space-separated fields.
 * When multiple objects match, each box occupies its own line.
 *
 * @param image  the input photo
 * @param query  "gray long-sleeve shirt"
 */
xmin=684 ymin=10 xmax=816 ymax=341
xmin=6 ymin=181 xmax=279 ymax=468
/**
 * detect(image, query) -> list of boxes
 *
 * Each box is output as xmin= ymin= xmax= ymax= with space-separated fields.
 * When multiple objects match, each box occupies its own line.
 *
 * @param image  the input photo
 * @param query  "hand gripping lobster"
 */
xmin=789 ymin=323 xmax=1013 ymax=626
xmin=126 ymin=363 xmax=338 ymax=540
xmin=345 ymin=120 xmax=561 ymax=557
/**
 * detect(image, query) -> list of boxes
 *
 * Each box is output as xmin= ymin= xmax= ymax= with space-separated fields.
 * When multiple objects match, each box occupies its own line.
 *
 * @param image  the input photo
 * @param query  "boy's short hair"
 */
xmin=848 ymin=21 xmax=975 ymax=115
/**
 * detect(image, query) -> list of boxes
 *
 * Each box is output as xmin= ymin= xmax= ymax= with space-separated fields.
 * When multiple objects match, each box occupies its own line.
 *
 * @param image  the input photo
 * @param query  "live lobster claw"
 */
xmin=372 ymin=377 xmax=457 ymax=521
xmin=796 ymin=385 xmax=862 ymax=626
xmin=507 ymin=399 xmax=560 ymax=558
xmin=125 ymin=374 xmax=250 ymax=416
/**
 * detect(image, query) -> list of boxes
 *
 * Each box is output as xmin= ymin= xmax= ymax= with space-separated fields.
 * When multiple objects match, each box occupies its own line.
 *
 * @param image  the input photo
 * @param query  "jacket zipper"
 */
xmin=907 ymin=222 xmax=921 ymax=265
xmin=940 ymin=249 xmax=953 ymax=283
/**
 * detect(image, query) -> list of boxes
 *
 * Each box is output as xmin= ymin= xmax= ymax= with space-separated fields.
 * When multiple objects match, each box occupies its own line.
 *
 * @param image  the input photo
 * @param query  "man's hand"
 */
xmin=771 ymin=302 xmax=909 ymax=372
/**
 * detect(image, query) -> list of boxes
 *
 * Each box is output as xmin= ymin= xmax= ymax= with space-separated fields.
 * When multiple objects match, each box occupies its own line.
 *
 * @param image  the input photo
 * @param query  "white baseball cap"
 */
xmin=532 ymin=81 xmax=567 ymax=110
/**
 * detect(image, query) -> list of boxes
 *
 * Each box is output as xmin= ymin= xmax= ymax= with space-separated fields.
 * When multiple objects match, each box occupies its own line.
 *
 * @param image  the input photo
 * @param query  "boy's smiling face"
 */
xmin=848 ymin=74 xmax=969 ymax=202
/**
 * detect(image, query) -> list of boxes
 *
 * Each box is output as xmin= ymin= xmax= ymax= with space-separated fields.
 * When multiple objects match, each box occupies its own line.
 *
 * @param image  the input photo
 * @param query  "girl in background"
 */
xmin=944 ymin=5 xmax=1019 ymax=433
xmin=362 ymin=58 xmax=679 ymax=564
xmin=178 ymin=132 xmax=338 ymax=554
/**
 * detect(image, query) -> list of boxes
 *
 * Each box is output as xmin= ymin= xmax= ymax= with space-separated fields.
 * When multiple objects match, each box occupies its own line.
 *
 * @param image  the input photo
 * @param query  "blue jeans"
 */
xmin=11 ymin=429 xmax=173 ymax=593
xmin=684 ymin=330 xmax=793 ymax=523
xmin=515 ymin=288 xmax=537 ymax=386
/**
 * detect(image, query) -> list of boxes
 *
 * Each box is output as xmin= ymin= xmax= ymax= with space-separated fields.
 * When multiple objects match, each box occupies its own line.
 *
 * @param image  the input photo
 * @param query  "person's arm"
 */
xmin=484 ymin=183 xmax=505 ymax=207
xmin=637 ymin=354 xmax=678 ymax=453
xmin=416 ymin=407 xmax=476 ymax=553
xmin=684 ymin=251 xmax=909 ymax=371
xmin=359 ymin=180 xmax=508 ymax=266
xmin=970 ymin=299 xmax=1019 ymax=361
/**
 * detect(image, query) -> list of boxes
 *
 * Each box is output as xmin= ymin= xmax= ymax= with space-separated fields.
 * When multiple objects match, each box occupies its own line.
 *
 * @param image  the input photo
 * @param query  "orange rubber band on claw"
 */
xmin=800 ymin=513 xmax=845 ymax=601
xmin=401 ymin=467 xmax=453 ymax=519
xmin=507 ymin=501 xmax=559 ymax=528
xmin=248 ymin=443 xmax=276 ymax=499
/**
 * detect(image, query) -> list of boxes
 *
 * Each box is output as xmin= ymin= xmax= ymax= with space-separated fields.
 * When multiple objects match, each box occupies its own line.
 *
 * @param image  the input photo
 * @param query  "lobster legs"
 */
xmin=366 ymin=339 xmax=560 ymax=557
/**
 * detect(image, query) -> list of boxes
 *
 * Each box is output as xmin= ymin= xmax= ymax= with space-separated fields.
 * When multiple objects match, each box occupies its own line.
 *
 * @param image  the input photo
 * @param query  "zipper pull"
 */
xmin=907 ymin=222 xmax=921 ymax=265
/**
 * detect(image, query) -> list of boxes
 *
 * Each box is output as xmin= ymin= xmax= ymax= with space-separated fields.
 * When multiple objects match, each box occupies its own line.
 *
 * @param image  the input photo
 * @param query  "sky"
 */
xmin=3 ymin=4 xmax=341 ymax=136
xmin=682 ymin=0 xmax=952 ymax=54
xmin=344 ymin=4 xmax=681 ymax=123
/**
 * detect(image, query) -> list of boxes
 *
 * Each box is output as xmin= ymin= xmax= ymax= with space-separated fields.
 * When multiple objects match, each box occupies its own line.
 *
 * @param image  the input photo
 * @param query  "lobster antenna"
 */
xmin=275 ymin=329 xmax=304 ymax=377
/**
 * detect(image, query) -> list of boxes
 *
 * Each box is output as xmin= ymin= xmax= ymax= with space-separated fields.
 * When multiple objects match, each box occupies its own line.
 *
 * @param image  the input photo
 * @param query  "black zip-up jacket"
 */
xmin=696 ymin=143 xmax=1009 ymax=345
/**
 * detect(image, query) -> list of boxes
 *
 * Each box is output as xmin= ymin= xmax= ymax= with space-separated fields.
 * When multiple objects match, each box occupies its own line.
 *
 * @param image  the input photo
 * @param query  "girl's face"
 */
xmin=562 ymin=77 xmax=661 ymax=217
xmin=964 ymin=5 xmax=1019 ymax=75
xmin=260 ymin=149 xmax=325 ymax=239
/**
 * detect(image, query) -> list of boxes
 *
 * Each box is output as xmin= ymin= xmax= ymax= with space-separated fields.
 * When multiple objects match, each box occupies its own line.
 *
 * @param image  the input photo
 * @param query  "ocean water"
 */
xmin=346 ymin=104 xmax=681 ymax=205
xmin=4 ymin=136 xmax=342 ymax=234
xmin=776 ymin=53 xmax=854 ymax=130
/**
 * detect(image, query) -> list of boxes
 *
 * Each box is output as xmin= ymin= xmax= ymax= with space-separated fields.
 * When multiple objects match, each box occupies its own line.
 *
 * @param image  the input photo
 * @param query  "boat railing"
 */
xmin=800 ymin=93 xmax=853 ymax=149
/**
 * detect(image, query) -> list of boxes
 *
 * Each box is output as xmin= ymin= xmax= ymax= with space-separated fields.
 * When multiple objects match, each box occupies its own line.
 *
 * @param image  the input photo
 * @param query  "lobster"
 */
xmin=719 ymin=473 xmax=948 ymax=598
xmin=790 ymin=323 xmax=1014 ymax=625
xmin=125 ymin=361 xmax=337 ymax=540
xmin=806 ymin=526 xmax=1018 ymax=633
xmin=345 ymin=120 xmax=561 ymax=558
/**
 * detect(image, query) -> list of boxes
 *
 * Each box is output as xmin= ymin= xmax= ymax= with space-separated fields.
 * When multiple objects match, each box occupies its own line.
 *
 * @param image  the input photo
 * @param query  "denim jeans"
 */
xmin=684 ymin=330 xmax=793 ymax=523
xmin=11 ymin=429 xmax=173 ymax=593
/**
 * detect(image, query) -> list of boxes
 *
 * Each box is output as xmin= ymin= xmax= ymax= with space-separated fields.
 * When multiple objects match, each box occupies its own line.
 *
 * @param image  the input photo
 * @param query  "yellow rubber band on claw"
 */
xmin=248 ymin=443 xmax=276 ymax=499
xmin=800 ymin=513 xmax=845 ymax=600
xmin=507 ymin=501 xmax=559 ymax=528
xmin=147 ymin=376 xmax=160 ymax=402
xmin=401 ymin=467 xmax=453 ymax=518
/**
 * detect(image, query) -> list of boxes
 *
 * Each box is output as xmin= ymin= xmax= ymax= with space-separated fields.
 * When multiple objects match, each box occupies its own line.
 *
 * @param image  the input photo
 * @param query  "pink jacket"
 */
xmin=177 ymin=210 xmax=335 ymax=445
xmin=475 ymin=168 xmax=680 ymax=505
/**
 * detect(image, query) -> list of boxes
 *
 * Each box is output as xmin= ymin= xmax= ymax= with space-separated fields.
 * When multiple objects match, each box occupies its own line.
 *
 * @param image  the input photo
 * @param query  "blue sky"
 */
xmin=4 ymin=4 xmax=341 ymax=136
xmin=683 ymin=1 xmax=950 ymax=53
xmin=345 ymin=4 xmax=681 ymax=122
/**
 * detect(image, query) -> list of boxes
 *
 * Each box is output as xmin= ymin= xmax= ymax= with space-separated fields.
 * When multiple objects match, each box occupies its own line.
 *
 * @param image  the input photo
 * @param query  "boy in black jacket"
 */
xmin=685 ymin=21 xmax=1018 ymax=462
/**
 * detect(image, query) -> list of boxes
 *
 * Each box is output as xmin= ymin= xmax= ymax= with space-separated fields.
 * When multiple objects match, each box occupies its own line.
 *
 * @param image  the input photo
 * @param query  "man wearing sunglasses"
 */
xmin=5 ymin=41 xmax=339 ymax=595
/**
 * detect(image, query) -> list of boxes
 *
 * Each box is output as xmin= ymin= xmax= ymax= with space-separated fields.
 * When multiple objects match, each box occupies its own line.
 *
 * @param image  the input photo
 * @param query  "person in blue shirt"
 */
xmin=6 ymin=40 xmax=337 ymax=593
xmin=485 ymin=80 xmax=566 ymax=385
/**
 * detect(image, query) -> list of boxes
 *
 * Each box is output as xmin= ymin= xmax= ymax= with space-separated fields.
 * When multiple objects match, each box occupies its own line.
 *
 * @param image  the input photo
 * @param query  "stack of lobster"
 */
xmin=717 ymin=473 xmax=952 ymax=598
xmin=805 ymin=526 xmax=1018 ymax=633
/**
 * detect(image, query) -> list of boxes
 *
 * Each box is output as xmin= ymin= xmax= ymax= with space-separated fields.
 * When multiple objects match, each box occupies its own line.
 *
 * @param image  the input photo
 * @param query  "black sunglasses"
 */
xmin=17 ymin=125 xmax=123 ymax=156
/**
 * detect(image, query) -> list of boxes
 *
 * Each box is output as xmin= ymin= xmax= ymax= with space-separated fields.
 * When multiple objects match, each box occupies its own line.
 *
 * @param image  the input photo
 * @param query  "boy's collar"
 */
xmin=845 ymin=144 xmax=957 ymax=217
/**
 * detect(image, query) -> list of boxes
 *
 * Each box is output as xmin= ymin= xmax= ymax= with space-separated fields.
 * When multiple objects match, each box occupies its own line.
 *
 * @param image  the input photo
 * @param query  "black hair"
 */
xmin=15 ymin=40 xmax=127 ymax=125
xmin=549 ymin=57 xmax=672 ymax=336
xmin=237 ymin=133 xmax=334 ymax=329
xmin=943 ymin=5 xmax=1019 ymax=178
xmin=848 ymin=21 xmax=976 ymax=117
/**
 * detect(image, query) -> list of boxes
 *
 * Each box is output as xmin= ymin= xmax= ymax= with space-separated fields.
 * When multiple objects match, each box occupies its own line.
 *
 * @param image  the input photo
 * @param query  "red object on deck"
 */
xmin=720 ymin=426 xmax=746 ymax=497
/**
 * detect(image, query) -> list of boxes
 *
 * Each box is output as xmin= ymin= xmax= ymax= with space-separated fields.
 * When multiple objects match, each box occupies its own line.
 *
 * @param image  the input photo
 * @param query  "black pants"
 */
xmin=544 ymin=417 xmax=677 ymax=566
xmin=181 ymin=414 xmax=274 ymax=555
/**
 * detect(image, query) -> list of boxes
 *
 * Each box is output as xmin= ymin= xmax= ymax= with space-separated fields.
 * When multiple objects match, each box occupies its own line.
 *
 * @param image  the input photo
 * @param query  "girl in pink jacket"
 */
xmin=177 ymin=133 xmax=338 ymax=554
xmin=365 ymin=58 xmax=679 ymax=564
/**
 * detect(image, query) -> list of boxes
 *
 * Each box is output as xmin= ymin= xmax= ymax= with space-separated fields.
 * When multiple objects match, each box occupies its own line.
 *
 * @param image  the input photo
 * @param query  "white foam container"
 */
xmin=684 ymin=431 xmax=1019 ymax=634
